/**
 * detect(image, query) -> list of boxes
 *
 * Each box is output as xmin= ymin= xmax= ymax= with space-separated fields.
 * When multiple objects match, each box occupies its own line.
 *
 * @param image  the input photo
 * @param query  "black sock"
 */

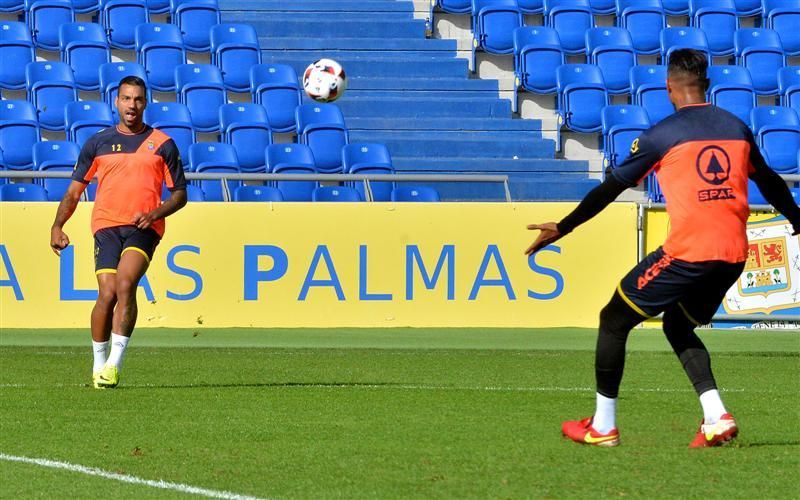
xmin=663 ymin=305 xmax=717 ymax=395
xmin=595 ymin=291 xmax=646 ymax=398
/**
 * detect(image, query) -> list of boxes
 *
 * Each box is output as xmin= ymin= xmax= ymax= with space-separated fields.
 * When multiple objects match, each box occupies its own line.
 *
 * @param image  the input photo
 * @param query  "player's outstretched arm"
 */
xmin=525 ymin=223 xmax=562 ymax=256
xmin=50 ymin=181 xmax=86 ymax=255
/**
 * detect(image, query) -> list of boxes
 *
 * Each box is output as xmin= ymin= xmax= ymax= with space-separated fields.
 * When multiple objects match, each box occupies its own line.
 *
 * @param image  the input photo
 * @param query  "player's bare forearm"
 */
xmin=51 ymin=181 xmax=84 ymax=229
xmin=134 ymin=189 xmax=187 ymax=230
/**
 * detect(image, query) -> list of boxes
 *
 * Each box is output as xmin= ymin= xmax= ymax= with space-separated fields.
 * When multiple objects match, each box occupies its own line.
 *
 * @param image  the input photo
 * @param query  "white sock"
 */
xmin=106 ymin=333 xmax=130 ymax=369
xmin=92 ymin=341 xmax=109 ymax=373
xmin=592 ymin=393 xmax=617 ymax=434
xmin=699 ymin=389 xmax=727 ymax=424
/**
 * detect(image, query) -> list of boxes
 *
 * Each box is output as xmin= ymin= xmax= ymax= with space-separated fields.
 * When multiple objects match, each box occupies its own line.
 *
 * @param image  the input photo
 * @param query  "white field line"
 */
xmin=0 ymin=453 xmax=264 ymax=500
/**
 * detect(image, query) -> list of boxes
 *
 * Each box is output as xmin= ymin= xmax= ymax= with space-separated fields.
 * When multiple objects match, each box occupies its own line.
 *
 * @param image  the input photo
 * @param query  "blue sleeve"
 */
xmin=610 ymin=128 xmax=665 ymax=187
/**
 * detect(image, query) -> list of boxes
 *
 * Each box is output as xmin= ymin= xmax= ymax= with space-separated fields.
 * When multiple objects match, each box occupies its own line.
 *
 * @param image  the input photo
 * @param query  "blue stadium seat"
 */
xmin=513 ymin=26 xmax=564 ymax=110
xmin=72 ymin=0 xmax=99 ymax=13
xmin=601 ymin=104 xmax=650 ymax=169
xmin=249 ymin=63 xmax=303 ymax=134
xmin=27 ymin=0 xmax=75 ymax=51
xmin=135 ymin=23 xmax=186 ymax=92
xmin=265 ymin=143 xmax=317 ymax=202
xmin=0 ymin=21 xmax=34 ymax=90
xmin=99 ymin=62 xmax=148 ymax=119
xmin=779 ymin=66 xmax=800 ymax=113
xmin=615 ymin=0 xmax=665 ymax=56
xmin=59 ymin=22 xmax=110 ymax=91
xmin=518 ymin=0 xmax=543 ymax=14
xmin=342 ymin=143 xmax=394 ymax=201
xmin=556 ymin=64 xmax=609 ymax=133
xmin=435 ymin=0 xmax=472 ymax=13
xmin=312 ymin=185 xmax=362 ymax=202
xmin=734 ymin=28 xmax=786 ymax=96
xmin=470 ymin=0 xmax=523 ymax=72
xmin=33 ymin=140 xmax=79 ymax=201
xmin=589 ymin=0 xmax=615 ymax=15
xmin=750 ymin=106 xmax=800 ymax=174
xmin=0 ymin=0 xmax=23 ymax=12
xmin=219 ymin=103 xmax=271 ymax=173
xmin=162 ymin=183 xmax=205 ymax=201
xmin=689 ymin=0 xmax=737 ymax=57
xmin=144 ymin=101 xmax=194 ymax=161
xmin=585 ymin=27 xmax=636 ymax=95
xmin=175 ymin=64 xmax=226 ymax=133
xmin=733 ymin=0 xmax=760 ymax=17
xmin=544 ymin=0 xmax=594 ymax=55
xmin=0 ymin=100 xmax=40 ymax=170
xmin=0 ymin=182 xmax=48 ymax=201
xmin=65 ymin=101 xmax=113 ymax=146
xmin=706 ymin=65 xmax=755 ymax=124
xmin=661 ymin=0 xmax=688 ymax=15
xmin=170 ymin=0 xmax=221 ymax=52
xmin=295 ymin=103 xmax=349 ymax=174
xmin=763 ymin=0 xmax=800 ymax=57
xmin=631 ymin=65 xmax=673 ymax=124
xmin=660 ymin=27 xmax=711 ymax=64
xmin=391 ymin=186 xmax=441 ymax=202
xmin=233 ymin=185 xmax=283 ymax=202
xmin=100 ymin=0 xmax=149 ymax=50
xmin=25 ymin=61 xmax=78 ymax=131
xmin=146 ymin=0 xmax=168 ymax=14
xmin=188 ymin=142 xmax=241 ymax=201
xmin=210 ymin=23 xmax=261 ymax=93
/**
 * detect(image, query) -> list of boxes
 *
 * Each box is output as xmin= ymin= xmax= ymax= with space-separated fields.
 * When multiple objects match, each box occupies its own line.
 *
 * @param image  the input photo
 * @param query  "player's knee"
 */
xmin=97 ymin=286 xmax=117 ymax=307
xmin=114 ymin=276 xmax=138 ymax=299
xmin=599 ymin=292 xmax=642 ymax=334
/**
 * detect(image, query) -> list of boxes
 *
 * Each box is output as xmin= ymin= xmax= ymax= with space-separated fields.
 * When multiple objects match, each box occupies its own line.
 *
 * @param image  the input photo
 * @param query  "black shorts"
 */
xmin=94 ymin=225 xmax=160 ymax=274
xmin=617 ymin=247 xmax=745 ymax=325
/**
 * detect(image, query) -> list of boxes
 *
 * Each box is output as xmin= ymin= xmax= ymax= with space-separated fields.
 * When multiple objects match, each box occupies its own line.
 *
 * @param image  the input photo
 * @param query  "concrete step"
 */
xmin=346 ymin=117 xmax=538 ymax=132
xmin=230 ymin=17 xmax=427 ymax=38
xmin=261 ymin=55 xmax=468 ymax=78
xmin=412 ymin=176 xmax=601 ymax=201
xmin=392 ymin=157 xmax=587 ymax=173
xmin=257 ymin=37 xmax=456 ymax=52
xmin=347 ymin=77 xmax=497 ymax=92
xmin=336 ymin=96 xmax=510 ymax=118
xmin=348 ymin=131 xmax=552 ymax=158
xmin=220 ymin=0 xmax=415 ymax=13
xmin=261 ymin=49 xmax=456 ymax=60
xmin=345 ymin=89 xmax=495 ymax=98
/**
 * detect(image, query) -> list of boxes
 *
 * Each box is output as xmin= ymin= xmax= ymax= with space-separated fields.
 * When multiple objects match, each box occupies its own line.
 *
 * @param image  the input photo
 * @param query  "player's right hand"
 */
xmin=525 ymin=222 xmax=562 ymax=256
xmin=50 ymin=226 xmax=70 ymax=255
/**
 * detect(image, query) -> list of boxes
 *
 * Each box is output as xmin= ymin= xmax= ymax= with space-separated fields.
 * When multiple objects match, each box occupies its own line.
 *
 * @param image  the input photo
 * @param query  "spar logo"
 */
xmin=696 ymin=145 xmax=735 ymax=202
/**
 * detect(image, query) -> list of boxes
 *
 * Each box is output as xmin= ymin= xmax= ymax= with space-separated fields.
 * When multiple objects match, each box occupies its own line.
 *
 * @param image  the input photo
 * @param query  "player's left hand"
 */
xmin=132 ymin=211 xmax=157 ymax=230
xmin=525 ymin=222 xmax=562 ymax=256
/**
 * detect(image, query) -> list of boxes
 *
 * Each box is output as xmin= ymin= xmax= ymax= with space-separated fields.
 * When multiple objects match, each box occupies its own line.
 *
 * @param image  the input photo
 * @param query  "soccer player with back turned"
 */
xmin=50 ymin=76 xmax=187 ymax=389
xmin=526 ymin=49 xmax=800 ymax=447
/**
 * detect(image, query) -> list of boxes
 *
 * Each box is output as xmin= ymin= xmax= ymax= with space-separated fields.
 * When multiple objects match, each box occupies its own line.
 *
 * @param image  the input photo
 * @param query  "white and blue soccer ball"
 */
xmin=302 ymin=58 xmax=347 ymax=103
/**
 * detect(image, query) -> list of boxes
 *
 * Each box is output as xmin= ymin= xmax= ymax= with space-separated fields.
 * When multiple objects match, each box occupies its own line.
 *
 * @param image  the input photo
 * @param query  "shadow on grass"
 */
xmin=112 ymin=381 xmax=406 ymax=390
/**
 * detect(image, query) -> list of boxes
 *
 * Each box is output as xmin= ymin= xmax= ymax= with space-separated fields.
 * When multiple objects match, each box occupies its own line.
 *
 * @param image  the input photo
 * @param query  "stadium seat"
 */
xmin=434 ymin=0 xmax=472 ymax=13
xmin=59 ymin=22 xmax=110 ymax=91
xmin=779 ymin=66 xmax=800 ymax=113
xmin=470 ymin=0 xmax=524 ymax=72
xmin=342 ymin=143 xmax=394 ymax=201
xmin=135 ymin=23 xmax=186 ymax=93
xmin=0 ymin=0 xmax=23 ymax=12
xmin=233 ymin=185 xmax=283 ymax=202
xmin=734 ymin=28 xmax=786 ymax=96
xmin=99 ymin=62 xmax=149 ymax=119
xmin=763 ymin=0 xmax=800 ymax=57
xmin=162 ymin=183 xmax=204 ymax=201
xmin=689 ymin=0 xmax=737 ymax=57
xmin=25 ymin=61 xmax=78 ymax=131
xmin=295 ymin=103 xmax=349 ymax=174
xmin=0 ymin=21 xmax=34 ymax=90
xmin=265 ymin=143 xmax=317 ymax=202
xmin=65 ymin=101 xmax=114 ymax=146
xmin=391 ymin=186 xmax=441 ymax=202
xmin=312 ymin=185 xmax=362 ymax=202
xmin=601 ymin=104 xmax=650 ymax=169
xmin=733 ymin=0 xmax=760 ymax=17
xmin=219 ymin=103 xmax=271 ymax=173
xmin=589 ymin=0 xmax=615 ymax=15
xmin=100 ymin=0 xmax=149 ymax=50
xmin=144 ymin=102 xmax=194 ymax=161
xmin=512 ymin=26 xmax=564 ymax=110
xmin=72 ymin=0 xmax=99 ymax=13
xmin=556 ymin=64 xmax=609 ymax=134
xmin=0 ymin=100 xmax=40 ymax=170
xmin=750 ymin=106 xmax=800 ymax=174
xmin=659 ymin=27 xmax=711 ymax=65
xmin=631 ymin=65 xmax=673 ymax=124
xmin=27 ymin=0 xmax=75 ymax=51
xmin=146 ymin=0 xmax=168 ymax=14
xmin=249 ymin=63 xmax=303 ymax=134
xmin=175 ymin=64 xmax=227 ymax=133
xmin=33 ymin=140 xmax=79 ymax=201
xmin=517 ymin=0 xmax=543 ymax=14
xmin=706 ymin=65 xmax=755 ymax=124
xmin=585 ymin=27 xmax=636 ymax=95
xmin=0 ymin=182 xmax=48 ymax=201
xmin=210 ymin=23 xmax=261 ymax=93
xmin=661 ymin=0 xmax=688 ymax=15
xmin=170 ymin=0 xmax=221 ymax=52
xmin=188 ymin=142 xmax=241 ymax=201
xmin=615 ymin=0 xmax=665 ymax=56
xmin=544 ymin=0 xmax=594 ymax=55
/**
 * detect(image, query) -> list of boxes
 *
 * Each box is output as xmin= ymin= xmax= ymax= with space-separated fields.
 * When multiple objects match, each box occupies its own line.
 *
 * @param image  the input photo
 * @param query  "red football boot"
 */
xmin=689 ymin=413 xmax=738 ymax=448
xmin=562 ymin=417 xmax=620 ymax=447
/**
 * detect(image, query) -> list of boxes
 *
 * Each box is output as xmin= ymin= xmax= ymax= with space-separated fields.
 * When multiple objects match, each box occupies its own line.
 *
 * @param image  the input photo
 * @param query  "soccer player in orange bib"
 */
xmin=526 ymin=49 xmax=800 ymax=447
xmin=50 ymin=76 xmax=187 ymax=389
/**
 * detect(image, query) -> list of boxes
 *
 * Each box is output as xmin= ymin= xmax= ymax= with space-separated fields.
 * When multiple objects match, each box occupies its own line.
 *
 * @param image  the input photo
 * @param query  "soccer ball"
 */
xmin=302 ymin=58 xmax=347 ymax=102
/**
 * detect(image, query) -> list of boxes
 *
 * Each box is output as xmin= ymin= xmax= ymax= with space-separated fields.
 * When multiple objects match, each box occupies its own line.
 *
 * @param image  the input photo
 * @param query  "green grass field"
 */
xmin=1 ymin=328 xmax=798 ymax=498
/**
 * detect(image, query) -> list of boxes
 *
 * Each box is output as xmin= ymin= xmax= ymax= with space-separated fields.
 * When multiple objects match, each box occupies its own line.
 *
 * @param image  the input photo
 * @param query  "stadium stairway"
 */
xmin=219 ymin=0 xmax=599 ymax=200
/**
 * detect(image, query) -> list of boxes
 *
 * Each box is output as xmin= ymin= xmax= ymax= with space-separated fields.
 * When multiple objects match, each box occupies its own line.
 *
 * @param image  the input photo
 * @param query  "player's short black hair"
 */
xmin=118 ymin=75 xmax=147 ymax=93
xmin=668 ymin=49 xmax=710 ymax=92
